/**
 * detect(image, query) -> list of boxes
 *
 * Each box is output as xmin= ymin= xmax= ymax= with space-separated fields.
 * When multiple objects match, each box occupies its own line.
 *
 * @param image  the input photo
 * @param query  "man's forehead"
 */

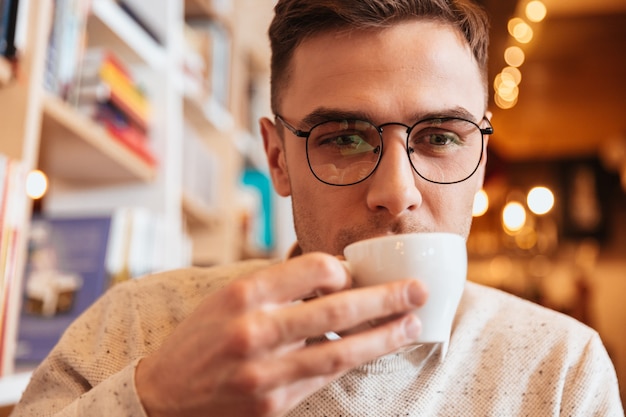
xmin=281 ymin=20 xmax=485 ymax=120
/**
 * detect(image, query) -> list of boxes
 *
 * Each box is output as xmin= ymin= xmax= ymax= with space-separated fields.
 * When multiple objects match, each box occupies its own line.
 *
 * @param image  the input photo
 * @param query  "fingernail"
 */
xmin=407 ymin=281 xmax=427 ymax=306
xmin=404 ymin=314 xmax=421 ymax=340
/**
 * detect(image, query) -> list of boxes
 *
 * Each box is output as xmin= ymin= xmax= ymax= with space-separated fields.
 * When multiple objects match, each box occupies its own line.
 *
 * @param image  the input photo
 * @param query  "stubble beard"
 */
xmin=291 ymin=195 xmax=473 ymax=256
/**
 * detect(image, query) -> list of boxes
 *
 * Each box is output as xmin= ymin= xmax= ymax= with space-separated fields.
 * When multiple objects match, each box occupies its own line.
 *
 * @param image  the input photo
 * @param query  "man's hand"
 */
xmin=135 ymin=253 xmax=427 ymax=417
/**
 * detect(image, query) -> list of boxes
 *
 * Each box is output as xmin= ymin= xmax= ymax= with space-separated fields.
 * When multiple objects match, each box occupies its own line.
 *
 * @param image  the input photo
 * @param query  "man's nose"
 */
xmin=365 ymin=130 xmax=422 ymax=216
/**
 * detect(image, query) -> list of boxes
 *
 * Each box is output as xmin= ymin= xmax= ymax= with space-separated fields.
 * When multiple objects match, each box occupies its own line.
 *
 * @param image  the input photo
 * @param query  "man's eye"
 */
xmin=428 ymin=133 xmax=458 ymax=145
xmin=319 ymin=133 xmax=362 ymax=147
xmin=316 ymin=133 xmax=377 ymax=156
xmin=415 ymin=131 xmax=462 ymax=146
xmin=335 ymin=134 xmax=362 ymax=146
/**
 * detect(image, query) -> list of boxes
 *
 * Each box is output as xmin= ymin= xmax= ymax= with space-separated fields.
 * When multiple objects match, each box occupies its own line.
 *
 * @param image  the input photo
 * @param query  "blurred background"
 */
xmin=471 ymin=0 xmax=626 ymax=405
xmin=0 ymin=0 xmax=624 ymax=410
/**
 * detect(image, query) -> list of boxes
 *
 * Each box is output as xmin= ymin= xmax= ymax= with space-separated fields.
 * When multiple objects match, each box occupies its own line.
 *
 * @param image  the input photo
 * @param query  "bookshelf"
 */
xmin=0 ymin=0 xmax=275 ymax=396
xmin=179 ymin=0 xmax=272 ymax=264
xmin=40 ymin=93 xmax=156 ymax=184
xmin=88 ymin=0 xmax=167 ymax=69
xmin=0 ymin=0 xmax=51 ymax=381
xmin=183 ymin=93 xmax=235 ymax=136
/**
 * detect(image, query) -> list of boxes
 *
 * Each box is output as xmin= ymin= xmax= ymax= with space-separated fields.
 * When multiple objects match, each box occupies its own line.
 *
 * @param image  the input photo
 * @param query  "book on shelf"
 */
xmin=105 ymin=207 xmax=161 ymax=283
xmin=72 ymin=48 xmax=157 ymax=166
xmin=43 ymin=0 xmax=159 ymax=167
xmin=0 ymin=0 xmax=19 ymax=58
xmin=14 ymin=215 xmax=113 ymax=365
xmin=76 ymin=48 xmax=152 ymax=129
xmin=241 ymin=166 xmax=275 ymax=255
xmin=43 ymin=0 xmax=90 ymax=98
xmin=181 ymin=24 xmax=208 ymax=101
xmin=77 ymin=100 xmax=157 ymax=166
xmin=185 ymin=18 xmax=232 ymax=110
xmin=183 ymin=124 xmax=220 ymax=210
xmin=13 ymin=206 xmax=180 ymax=366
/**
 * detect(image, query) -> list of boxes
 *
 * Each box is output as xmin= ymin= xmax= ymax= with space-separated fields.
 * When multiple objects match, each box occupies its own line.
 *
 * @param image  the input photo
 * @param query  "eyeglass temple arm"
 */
xmin=480 ymin=117 xmax=494 ymax=135
xmin=275 ymin=115 xmax=310 ymax=138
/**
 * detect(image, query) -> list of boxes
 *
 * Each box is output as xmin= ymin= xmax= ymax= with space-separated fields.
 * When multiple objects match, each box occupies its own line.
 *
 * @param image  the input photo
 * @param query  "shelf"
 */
xmin=0 ymin=57 xmax=12 ymax=87
xmin=183 ymin=92 xmax=235 ymax=136
xmin=88 ymin=0 xmax=166 ymax=68
xmin=182 ymin=192 xmax=221 ymax=229
xmin=39 ymin=93 xmax=156 ymax=185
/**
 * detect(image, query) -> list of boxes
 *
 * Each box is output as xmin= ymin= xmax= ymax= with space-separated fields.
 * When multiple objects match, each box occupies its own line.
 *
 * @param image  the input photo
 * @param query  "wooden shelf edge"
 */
xmin=41 ymin=93 xmax=157 ymax=184
xmin=183 ymin=91 xmax=235 ymax=134
xmin=89 ymin=0 xmax=166 ymax=68
xmin=182 ymin=192 xmax=221 ymax=229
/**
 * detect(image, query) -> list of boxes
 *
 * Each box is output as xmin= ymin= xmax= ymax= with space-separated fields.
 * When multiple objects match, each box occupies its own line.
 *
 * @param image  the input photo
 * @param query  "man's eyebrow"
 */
xmin=301 ymin=106 xmax=481 ymax=128
xmin=301 ymin=108 xmax=374 ymax=128
xmin=407 ymin=106 xmax=479 ymax=123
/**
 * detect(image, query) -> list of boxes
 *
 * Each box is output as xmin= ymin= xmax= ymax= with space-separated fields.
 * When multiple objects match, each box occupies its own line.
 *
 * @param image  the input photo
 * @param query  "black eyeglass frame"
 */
xmin=275 ymin=114 xmax=494 ymax=186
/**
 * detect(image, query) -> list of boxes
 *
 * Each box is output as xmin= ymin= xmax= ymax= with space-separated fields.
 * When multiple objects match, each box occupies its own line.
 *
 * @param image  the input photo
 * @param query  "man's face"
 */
xmin=262 ymin=20 xmax=489 ymax=256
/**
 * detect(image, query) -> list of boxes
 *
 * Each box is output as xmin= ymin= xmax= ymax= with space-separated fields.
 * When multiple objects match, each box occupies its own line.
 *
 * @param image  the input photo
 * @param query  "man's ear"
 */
xmin=260 ymin=117 xmax=292 ymax=197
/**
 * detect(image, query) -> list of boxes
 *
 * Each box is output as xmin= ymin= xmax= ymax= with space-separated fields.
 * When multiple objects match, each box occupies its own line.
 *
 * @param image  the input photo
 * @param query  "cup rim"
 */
xmin=344 ymin=232 xmax=465 ymax=253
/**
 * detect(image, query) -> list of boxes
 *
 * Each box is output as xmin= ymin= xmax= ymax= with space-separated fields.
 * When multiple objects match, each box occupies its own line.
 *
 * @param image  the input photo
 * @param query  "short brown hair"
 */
xmin=268 ymin=0 xmax=490 ymax=113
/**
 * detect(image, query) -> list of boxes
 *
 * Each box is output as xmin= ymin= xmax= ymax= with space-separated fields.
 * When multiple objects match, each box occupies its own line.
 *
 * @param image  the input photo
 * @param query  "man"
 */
xmin=11 ymin=0 xmax=623 ymax=416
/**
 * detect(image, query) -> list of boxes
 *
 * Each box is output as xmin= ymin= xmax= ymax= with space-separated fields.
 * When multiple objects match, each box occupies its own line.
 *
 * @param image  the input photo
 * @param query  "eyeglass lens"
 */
xmin=306 ymin=118 xmax=483 ymax=185
xmin=307 ymin=120 xmax=382 ymax=185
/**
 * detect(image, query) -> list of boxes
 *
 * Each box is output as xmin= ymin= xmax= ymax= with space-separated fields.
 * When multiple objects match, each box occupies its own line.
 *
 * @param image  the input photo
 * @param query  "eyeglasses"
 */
xmin=275 ymin=114 xmax=493 ymax=186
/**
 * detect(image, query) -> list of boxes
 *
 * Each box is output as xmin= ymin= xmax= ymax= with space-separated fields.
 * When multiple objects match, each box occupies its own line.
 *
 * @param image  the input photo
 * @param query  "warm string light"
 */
xmin=504 ymin=46 xmax=525 ymax=68
xmin=526 ymin=1 xmax=547 ymax=22
xmin=508 ymin=18 xmax=534 ymax=44
xmin=494 ymin=1 xmax=547 ymax=110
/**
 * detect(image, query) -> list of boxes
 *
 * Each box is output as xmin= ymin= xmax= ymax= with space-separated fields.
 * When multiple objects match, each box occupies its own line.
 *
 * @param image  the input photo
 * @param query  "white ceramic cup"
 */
xmin=333 ymin=232 xmax=467 ymax=360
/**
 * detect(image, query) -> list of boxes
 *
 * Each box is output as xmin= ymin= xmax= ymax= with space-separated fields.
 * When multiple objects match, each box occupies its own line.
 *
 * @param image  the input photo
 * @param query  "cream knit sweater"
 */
xmin=11 ymin=259 xmax=624 ymax=416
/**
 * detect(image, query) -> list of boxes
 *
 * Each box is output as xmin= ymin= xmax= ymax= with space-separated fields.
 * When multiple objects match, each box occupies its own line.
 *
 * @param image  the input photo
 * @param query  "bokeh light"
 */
xmin=473 ymin=189 xmax=489 ymax=217
xmin=504 ymin=46 xmax=525 ymax=67
xmin=508 ymin=17 xmax=534 ymax=44
xmin=527 ymin=186 xmax=555 ymax=215
xmin=26 ymin=170 xmax=48 ymax=199
xmin=526 ymin=1 xmax=547 ymax=23
xmin=502 ymin=201 xmax=526 ymax=233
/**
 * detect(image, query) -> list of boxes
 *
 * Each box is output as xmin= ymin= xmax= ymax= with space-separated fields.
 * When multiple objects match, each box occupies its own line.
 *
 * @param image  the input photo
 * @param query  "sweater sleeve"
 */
xmin=9 ymin=282 xmax=152 ymax=417
xmin=9 ymin=262 xmax=274 ymax=417
xmin=10 ymin=359 xmax=147 ymax=417
xmin=560 ymin=333 xmax=624 ymax=417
